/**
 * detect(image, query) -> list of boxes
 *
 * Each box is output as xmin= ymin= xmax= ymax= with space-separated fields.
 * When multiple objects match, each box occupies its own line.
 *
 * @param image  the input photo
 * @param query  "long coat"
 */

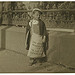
xmin=25 ymin=19 xmax=48 ymax=54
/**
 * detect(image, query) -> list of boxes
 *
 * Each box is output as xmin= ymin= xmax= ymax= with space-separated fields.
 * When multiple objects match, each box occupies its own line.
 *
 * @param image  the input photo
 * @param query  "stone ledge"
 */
xmin=0 ymin=26 xmax=26 ymax=54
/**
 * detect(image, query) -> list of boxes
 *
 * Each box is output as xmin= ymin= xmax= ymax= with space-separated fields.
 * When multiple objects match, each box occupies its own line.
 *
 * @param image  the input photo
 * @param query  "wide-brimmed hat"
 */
xmin=32 ymin=8 xmax=42 ymax=14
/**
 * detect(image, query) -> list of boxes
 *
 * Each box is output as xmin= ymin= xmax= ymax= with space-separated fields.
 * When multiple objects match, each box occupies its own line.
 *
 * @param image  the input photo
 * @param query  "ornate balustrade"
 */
xmin=1 ymin=9 xmax=75 ymax=28
xmin=1 ymin=2 xmax=75 ymax=29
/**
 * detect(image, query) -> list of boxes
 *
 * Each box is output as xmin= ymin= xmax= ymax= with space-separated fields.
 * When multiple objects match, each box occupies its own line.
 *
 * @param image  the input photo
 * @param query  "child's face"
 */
xmin=33 ymin=11 xmax=41 ymax=20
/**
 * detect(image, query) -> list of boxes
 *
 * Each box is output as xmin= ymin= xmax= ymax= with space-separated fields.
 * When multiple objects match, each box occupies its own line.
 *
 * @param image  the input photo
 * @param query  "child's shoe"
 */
xmin=29 ymin=58 xmax=37 ymax=66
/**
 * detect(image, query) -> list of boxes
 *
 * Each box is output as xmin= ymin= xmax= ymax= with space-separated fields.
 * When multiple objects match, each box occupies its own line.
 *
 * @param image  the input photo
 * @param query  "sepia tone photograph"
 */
xmin=0 ymin=1 xmax=75 ymax=73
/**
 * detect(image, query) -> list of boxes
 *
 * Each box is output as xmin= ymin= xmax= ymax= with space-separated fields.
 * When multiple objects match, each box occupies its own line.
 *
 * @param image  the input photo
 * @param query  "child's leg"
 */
xmin=36 ymin=57 xmax=47 ymax=65
xmin=29 ymin=58 xmax=34 ymax=66
xmin=29 ymin=58 xmax=37 ymax=66
xmin=35 ymin=58 xmax=42 ymax=65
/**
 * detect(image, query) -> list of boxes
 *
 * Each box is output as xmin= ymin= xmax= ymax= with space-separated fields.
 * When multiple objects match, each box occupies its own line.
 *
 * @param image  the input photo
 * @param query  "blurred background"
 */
xmin=0 ymin=1 xmax=75 ymax=28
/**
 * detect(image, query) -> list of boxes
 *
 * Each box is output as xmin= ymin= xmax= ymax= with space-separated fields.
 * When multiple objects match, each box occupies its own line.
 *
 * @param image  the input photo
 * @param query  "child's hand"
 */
xmin=42 ymin=36 xmax=46 ymax=43
xmin=42 ymin=38 xmax=45 ymax=43
xmin=25 ymin=43 xmax=28 ymax=50
xmin=25 ymin=44 xmax=27 ymax=49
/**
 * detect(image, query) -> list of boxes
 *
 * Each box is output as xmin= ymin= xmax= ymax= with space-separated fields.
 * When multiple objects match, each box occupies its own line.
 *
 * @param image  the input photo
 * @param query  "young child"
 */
xmin=25 ymin=8 xmax=47 ymax=66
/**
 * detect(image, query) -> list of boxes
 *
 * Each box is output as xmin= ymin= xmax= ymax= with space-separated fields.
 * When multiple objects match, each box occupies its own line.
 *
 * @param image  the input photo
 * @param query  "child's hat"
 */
xmin=32 ymin=8 xmax=42 ymax=14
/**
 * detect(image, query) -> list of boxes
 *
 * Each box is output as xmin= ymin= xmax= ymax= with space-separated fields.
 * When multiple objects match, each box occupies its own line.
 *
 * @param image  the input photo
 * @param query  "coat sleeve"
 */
xmin=42 ymin=21 xmax=47 ymax=41
xmin=25 ymin=21 xmax=31 ymax=50
xmin=42 ymin=21 xmax=48 ymax=51
xmin=43 ymin=22 xmax=47 ymax=37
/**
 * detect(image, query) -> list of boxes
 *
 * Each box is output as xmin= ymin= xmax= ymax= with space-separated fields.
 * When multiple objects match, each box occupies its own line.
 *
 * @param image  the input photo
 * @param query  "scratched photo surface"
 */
xmin=0 ymin=1 xmax=75 ymax=73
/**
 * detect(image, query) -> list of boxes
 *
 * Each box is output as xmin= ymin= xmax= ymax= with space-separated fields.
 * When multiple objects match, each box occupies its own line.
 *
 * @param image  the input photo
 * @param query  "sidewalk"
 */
xmin=0 ymin=49 xmax=75 ymax=73
xmin=0 ymin=26 xmax=75 ymax=73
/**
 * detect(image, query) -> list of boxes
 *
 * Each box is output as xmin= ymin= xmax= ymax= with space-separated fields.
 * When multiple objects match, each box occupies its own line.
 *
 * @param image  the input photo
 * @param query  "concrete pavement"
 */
xmin=0 ymin=49 xmax=75 ymax=73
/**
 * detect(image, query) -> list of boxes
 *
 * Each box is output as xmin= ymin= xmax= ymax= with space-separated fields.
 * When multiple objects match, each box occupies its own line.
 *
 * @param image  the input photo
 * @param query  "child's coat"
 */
xmin=25 ymin=19 xmax=48 ymax=58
